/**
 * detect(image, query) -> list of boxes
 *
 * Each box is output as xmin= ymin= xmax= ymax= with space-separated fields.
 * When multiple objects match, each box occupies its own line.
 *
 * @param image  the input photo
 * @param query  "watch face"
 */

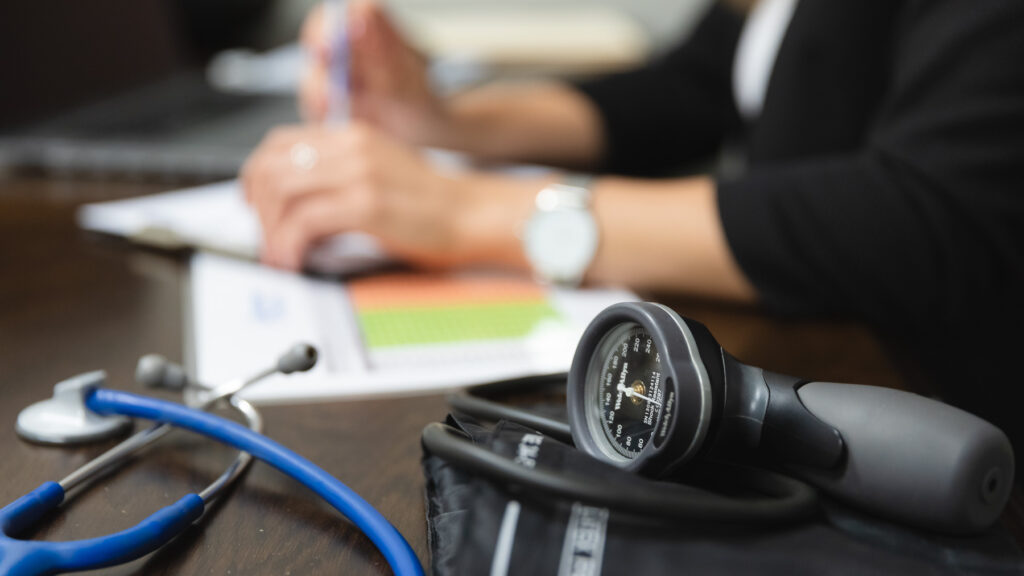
xmin=585 ymin=321 xmax=666 ymax=462
xmin=523 ymin=209 xmax=598 ymax=283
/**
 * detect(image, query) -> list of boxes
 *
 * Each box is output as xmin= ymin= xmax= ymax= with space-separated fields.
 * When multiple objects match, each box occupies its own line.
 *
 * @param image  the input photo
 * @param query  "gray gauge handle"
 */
xmin=794 ymin=382 xmax=1014 ymax=533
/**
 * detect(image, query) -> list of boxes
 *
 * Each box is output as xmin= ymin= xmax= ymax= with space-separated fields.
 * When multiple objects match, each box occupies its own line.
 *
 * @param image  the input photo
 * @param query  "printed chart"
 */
xmin=348 ymin=273 xmax=572 ymax=370
xmin=190 ymin=252 xmax=637 ymax=402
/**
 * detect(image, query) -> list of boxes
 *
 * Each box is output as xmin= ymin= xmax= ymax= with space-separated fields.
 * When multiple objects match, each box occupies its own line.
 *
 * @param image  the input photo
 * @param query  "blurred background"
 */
xmin=0 ymin=0 xmax=710 ymax=182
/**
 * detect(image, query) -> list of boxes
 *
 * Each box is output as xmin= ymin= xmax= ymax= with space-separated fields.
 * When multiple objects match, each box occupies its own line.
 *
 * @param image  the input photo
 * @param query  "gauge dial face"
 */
xmin=587 ymin=322 xmax=665 ymax=460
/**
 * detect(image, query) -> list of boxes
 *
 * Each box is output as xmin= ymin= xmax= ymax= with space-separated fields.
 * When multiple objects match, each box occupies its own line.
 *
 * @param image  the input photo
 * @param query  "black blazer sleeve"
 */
xmin=717 ymin=0 xmax=1024 ymax=339
xmin=573 ymin=3 xmax=744 ymax=176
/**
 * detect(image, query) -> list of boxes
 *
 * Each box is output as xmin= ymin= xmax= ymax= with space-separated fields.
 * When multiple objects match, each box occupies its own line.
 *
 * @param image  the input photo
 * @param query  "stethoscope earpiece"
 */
xmin=277 ymin=343 xmax=318 ymax=374
xmin=135 ymin=354 xmax=193 ymax=390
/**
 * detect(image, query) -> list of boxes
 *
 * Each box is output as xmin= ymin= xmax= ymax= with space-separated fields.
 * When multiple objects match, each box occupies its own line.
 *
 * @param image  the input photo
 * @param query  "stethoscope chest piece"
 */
xmin=16 ymin=370 xmax=132 ymax=445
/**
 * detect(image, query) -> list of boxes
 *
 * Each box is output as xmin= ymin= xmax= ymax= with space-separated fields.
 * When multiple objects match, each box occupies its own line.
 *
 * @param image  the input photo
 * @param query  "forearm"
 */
xmin=587 ymin=176 xmax=756 ymax=301
xmin=454 ymin=172 xmax=757 ymax=303
xmin=435 ymin=82 xmax=607 ymax=169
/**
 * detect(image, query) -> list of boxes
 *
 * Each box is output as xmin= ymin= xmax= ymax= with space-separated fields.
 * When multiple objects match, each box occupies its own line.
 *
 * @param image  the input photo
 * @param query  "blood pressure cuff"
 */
xmin=422 ymin=416 xmax=1024 ymax=576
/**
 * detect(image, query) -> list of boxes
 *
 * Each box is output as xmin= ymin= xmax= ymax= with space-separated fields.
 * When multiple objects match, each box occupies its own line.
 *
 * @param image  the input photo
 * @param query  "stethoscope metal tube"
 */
xmin=58 ymin=385 xmax=264 ymax=497
xmin=198 ymin=396 xmax=262 ymax=502
xmin=52 ymin=342 xmax=314 ymax=496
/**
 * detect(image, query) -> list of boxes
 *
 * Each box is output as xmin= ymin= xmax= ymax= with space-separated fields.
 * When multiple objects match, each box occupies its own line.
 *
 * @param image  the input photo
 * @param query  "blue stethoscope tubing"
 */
xmin=0 ymin=388 xmax=423 ymax=576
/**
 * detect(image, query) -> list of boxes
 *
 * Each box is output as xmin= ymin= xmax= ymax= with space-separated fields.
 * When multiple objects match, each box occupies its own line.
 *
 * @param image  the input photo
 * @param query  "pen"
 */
xmin=323 ymin=0 xmax=349 ymax=123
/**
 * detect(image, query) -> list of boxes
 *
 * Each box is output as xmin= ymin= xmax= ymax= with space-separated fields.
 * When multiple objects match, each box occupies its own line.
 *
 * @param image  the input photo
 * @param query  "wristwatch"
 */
xmin=522 ymin=174 xmax=599 ymax=287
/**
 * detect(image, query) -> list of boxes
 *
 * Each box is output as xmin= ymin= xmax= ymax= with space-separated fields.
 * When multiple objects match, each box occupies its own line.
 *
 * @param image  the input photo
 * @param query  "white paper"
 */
xmin=189 ymin=252 xmax=637 ymax=404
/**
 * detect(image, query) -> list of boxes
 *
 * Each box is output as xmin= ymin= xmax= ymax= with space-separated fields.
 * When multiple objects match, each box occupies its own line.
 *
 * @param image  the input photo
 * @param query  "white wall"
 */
xmin=257 ymin=0 xmax=713 ymax=53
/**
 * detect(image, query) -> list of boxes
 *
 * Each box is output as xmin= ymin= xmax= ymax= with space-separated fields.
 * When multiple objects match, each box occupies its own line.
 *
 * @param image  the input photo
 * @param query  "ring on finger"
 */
xmin=290 ymin=141 xmax=319 ymax=171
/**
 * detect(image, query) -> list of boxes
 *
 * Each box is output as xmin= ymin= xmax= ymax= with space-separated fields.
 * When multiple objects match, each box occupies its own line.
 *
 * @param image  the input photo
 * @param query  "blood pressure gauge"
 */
xmin=566 ymin=302 xmax=1014 ymax=534
xmin=571 ymin=305 xmax=714 ymax=475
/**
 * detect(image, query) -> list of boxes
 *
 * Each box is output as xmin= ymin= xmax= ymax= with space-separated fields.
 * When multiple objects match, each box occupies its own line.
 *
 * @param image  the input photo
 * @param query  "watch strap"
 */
xmin=535 ymin=175 xmax=594 ymax=212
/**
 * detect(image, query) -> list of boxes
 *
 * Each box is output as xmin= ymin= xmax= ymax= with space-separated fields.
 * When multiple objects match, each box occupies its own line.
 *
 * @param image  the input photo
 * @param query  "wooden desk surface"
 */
xmin=0 ymin=175 xmax=1019 ymax=574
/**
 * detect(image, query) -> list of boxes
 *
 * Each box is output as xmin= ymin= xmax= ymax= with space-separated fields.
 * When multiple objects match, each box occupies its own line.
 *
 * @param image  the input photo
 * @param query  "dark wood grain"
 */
xmin=0 ymin=174 xmax=1018 ymax=574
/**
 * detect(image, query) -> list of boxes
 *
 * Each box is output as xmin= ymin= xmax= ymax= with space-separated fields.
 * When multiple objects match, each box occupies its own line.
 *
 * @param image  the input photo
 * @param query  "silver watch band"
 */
xmin=535 ymin=175 xmax=594 ymax=212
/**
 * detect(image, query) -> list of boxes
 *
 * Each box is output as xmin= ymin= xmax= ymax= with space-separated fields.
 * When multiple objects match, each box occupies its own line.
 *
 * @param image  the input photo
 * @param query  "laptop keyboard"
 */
xmin=0 ymin=71 xmax=299 ymax=181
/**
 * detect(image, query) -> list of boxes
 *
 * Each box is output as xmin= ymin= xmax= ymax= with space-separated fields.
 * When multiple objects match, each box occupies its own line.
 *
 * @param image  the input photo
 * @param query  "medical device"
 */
xmin=424 ymin=302 xmax=1015 ymax=534
xmin=4 ymin=345 xmax=423 ymax=576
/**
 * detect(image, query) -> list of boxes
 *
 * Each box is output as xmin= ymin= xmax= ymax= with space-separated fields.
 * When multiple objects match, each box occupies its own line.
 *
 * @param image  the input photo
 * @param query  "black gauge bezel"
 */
xmin=568 ymin=302 xmax=715 ymax=476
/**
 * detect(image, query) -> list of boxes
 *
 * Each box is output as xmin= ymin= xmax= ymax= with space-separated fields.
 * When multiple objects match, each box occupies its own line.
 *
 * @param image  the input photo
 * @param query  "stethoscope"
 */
xmin=4 ymin=344 xmax=423 ymax=576
xmin=425 ymin=302 xmax=1017 ymax=535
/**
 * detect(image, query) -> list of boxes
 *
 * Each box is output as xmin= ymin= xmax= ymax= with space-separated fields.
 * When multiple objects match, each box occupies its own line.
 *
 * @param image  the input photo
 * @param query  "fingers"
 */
xmin=300 ymin=3 xmax=329 ymax=63
xmin=346 ymin=0 xmax=377 ymax=42
xmin=241 ymin=128 xmax=305 ymax=206
xmin=370 ymin=0 xmax=412 ymax=66
xmin=372 ymin=1 xmax=402 ymax=47
xmin=348 ymin=0 xmax=416 ymax=101
xmin=242 ymin=125 xmax=385 ymax=269
xmin=262 ymin=150 xmax=370 ymax=234
xmin=345 ymin=0 xmax=371 ymax=95
xmin=252 ymin=125 xmax=331 ymax=157
xmin=348 ymin=3 xmax=394 ymax=99
xmin=263 ymin=189 xmax=368 ymax=270
xmin=300 ymin=2 xmax=351 ymax=122
xmin=242 ymin=123 xmax=449 ymax=271
xmin=299 ymin=65 xmax=329 ymax=122
xmin=241 ymin=125 xmax=322 ymax=216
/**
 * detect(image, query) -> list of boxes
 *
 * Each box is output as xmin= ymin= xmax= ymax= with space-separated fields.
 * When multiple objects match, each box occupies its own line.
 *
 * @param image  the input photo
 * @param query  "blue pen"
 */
xmin=324 ymin=0 xmax=350 ymax=123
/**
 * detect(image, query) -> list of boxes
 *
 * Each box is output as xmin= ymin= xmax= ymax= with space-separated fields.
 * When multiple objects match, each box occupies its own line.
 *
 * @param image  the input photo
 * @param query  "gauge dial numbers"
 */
xmin=587 ymin=322 xmax=666 ymax=461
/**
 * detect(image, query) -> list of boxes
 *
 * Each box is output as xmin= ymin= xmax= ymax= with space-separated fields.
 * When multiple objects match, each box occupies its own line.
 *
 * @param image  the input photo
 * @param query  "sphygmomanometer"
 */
xmin=422 ymin=301 xmax=1019 ymax=574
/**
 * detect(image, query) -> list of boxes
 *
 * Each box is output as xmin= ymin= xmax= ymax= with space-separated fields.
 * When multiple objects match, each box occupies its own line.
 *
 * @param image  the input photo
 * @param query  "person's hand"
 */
xmin=298 ymin=0 xmax=449 ymax=145
xmin=242 ymin=123 xmax=494 ymax=270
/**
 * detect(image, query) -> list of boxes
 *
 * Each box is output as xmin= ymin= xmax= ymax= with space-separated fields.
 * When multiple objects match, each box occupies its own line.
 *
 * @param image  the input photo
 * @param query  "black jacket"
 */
xmin=576 ymin=1 xmax=1024 ymax=455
